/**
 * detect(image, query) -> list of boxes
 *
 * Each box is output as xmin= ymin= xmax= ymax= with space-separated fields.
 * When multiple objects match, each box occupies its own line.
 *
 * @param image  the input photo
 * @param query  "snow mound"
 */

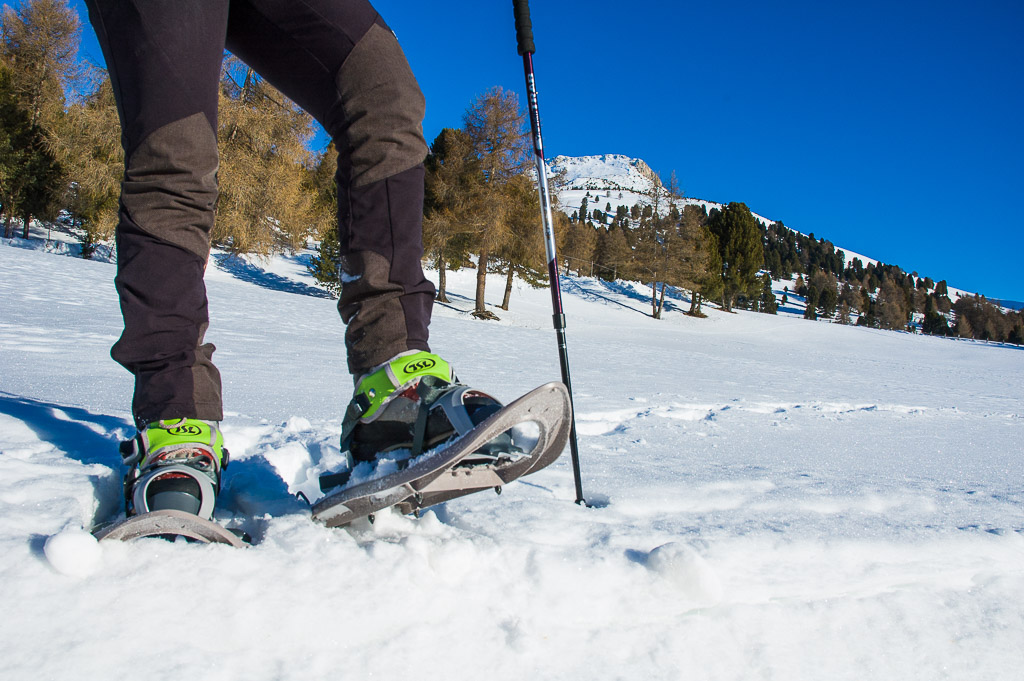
xmin=645 ymin=541 xmax=724 ymax=605
xmin=44 ymin=528 xmax=101 ymax=577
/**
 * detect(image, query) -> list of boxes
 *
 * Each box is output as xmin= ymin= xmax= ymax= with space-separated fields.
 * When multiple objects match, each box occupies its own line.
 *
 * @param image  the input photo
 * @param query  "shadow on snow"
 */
xmin=0 ymin=393 xmax=127 ymax=528
xmin=562 ymin=276 xmax=691 ymax=318
xmin=213 ymin=253 xmax=335 ymax=299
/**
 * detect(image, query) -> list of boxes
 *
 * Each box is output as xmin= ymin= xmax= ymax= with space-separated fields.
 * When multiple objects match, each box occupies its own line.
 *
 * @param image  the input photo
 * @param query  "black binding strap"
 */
xmin=409 ymin=381 xmax=433 ymax=457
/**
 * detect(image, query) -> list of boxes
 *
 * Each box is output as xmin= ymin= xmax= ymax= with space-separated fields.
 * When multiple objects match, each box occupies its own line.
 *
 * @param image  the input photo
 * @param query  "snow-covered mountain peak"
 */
xmin=548 ymin=154 xmax=661 ymax=195
xmin=548 ymin=153 xmax=726 ymax=227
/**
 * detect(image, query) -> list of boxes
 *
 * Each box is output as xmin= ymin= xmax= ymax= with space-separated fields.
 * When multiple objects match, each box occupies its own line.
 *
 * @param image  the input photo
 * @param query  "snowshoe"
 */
xmin=313 ymin=381 xmax=572 ymax=528
xmin=323 ymin=350 xmax=518 ymax=491
xmin=93 ymin=419 xmax=245 ymax=547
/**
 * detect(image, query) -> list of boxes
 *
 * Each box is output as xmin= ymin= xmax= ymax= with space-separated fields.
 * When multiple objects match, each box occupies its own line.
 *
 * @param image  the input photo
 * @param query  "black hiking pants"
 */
xmin=84 ymin=0 xmax=435 ymax=426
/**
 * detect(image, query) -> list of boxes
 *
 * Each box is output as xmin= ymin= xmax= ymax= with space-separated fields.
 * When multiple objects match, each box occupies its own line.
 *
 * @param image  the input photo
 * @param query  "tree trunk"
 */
xmin=500 ymin=264 xmax=514 ymax=311
xmin=2 ymin=212 xmax=12 ymax=239
xmin=22 ymin=212 xmax=31 ymax=239
xmin=436 ymin=255 xmax=449 ymax=303
xmin=689 ymin=290 xmax=701 ymax=315
xmin=474 ymin=248 xmax=489 ymax=314
xmin=657 ymin=282 xmax=667 ymax=318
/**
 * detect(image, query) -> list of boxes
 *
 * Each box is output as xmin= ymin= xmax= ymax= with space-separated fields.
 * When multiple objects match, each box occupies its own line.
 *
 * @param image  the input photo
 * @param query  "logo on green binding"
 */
xmin=403 ymin=358 xmax=436 ymax=374
xmin=169 ymin=425 xmax=202 ymax=437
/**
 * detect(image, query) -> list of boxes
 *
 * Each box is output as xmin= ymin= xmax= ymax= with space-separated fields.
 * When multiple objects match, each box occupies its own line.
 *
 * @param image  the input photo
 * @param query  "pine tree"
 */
xmin=803 ymin=286 xmax=819 ymax=320
xmin=706 ymin=202 xmax=764 ymax=311
xmin=462 ymin=86 xmax=528 ymax=318
xmin=423 ymin=128 xmax=484 ymax=303
xmin=810 ymin=269 xmax=839 ymax=320
xmin=49 ymin=67 xmax=121 ymax=255
xmin=877 ymin=278 xmax=910 ymax=330
xmin=594 ymin=224 xmax=630 ymax=280
xmin=839 ymin=281 xmax=859 ymax=314
xmin=561 ymin=216 xmax=597 ymax=275
xmin=819 ymin=285 xmax=838 ymax=320
xmin=760 ymin=273 xmax=778 ymax=314
xmin=1007 ymin=314 xmax=1024 ymax=345
xmin=0 ymin=0 xmax=80 ymax=130
xmin=0 ymin=0 xmax=79 ymax=238
xmin=837 ymin=300 xmax=851 ymax=325
xmin=614 ymin=204 xmax=628 ymax=227
xmin=494 ymin=173 xmax=546 ymax=310
xmin=631 ymin=169 xmax=676 ymax=318
xmin=306 ymin=144 xmax=343 ymax=295
xmin=955 ymin=311 xmax=974 ymax=339
xmin=674 ymin=204 xmax=712 ymax=312
xmin=922 ymin=309 xmax=950 ymax=336
xmin=0 ymin=64 xmax=60 ymax=239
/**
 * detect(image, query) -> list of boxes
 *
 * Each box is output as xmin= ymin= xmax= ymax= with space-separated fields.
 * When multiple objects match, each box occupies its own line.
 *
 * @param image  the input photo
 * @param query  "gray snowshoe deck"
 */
xmin=312 ymin=382 xmax=571 ymax=528
xmin=93 ymin=510 xmax=248 ymax=548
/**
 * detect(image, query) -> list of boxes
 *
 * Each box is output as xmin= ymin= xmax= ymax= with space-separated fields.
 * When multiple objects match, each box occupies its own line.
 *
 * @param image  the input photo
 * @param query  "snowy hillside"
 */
xmin=549 ymin=154 xmax=990 ymax=306
xmin=550 ymin=153 xmax=767 ymax=227
xmin=2 ymin=240 xmax=1023 ymax=681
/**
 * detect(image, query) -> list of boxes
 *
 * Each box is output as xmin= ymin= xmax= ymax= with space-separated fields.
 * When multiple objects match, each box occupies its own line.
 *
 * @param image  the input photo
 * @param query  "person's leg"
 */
xmin=85 ymin=0 xmax=229 ymax=426
xmin=225 ymin=0 xmax=435 ymax=376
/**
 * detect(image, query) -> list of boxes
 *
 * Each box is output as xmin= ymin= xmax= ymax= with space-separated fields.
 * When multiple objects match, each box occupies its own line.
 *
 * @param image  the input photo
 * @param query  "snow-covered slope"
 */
xmin=548 ymin=154 xmax=998 ymax=307
xmin=550 ymin=153 xmax=767 ymax=226
xmin=2 ymin=241 xmax=1022 ymax=680
xmin=550 ymin=153 xmax=660 ymax=195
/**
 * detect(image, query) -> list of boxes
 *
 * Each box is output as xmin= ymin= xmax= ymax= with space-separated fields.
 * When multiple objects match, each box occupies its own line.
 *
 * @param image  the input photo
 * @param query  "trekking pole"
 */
xmin=513 ymin=0 xmax=586 ymax=506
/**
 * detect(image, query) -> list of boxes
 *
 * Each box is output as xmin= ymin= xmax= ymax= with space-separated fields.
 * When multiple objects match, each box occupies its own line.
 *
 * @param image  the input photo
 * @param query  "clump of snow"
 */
xmin=645 ymin=541 xmax=723 ymax=605
xmin=44 ymin=528 xmax=102 ymax=577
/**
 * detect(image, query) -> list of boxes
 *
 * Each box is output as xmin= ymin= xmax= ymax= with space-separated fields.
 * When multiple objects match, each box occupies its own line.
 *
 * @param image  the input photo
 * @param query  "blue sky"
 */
xmin=69 ymin=1 xmax=1023 ymax=301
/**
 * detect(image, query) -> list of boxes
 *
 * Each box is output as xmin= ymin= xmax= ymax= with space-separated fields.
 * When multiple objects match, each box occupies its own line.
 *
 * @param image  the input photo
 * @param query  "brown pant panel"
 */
xmin=121 ymin=114 xmax=220 ymax=262
xmin=336 ymin=23 xmax=428 ymax=188
xmin=111 ymin=220 xmax=224 ymax=425
xmin=337 ymin=164 xmax=434 ymax=374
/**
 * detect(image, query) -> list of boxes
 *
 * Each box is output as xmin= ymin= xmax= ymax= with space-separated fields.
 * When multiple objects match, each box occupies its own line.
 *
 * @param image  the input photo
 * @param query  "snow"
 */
xmin=2 ymin=240 xmax=1023 ymax=680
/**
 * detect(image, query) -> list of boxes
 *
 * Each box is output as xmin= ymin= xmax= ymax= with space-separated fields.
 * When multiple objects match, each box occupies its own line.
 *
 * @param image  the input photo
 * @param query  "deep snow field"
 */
xmin=1 ymin=238 xmax=1022 ymax=681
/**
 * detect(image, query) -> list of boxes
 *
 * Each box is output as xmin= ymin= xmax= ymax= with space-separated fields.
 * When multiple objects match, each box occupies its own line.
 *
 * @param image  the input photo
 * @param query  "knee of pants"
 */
xmin=334 ymin=22 xmax=428 ymax=189
xmin=120 ymin=113 xmax=219 ymax=261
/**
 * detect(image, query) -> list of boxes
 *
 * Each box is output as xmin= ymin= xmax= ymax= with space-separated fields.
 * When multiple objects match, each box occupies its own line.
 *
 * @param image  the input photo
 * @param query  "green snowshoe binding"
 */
xmin=119 ymin=418 xmax=228 ymax=520
xmin=322 ymin=351 xmax=520 ymax=492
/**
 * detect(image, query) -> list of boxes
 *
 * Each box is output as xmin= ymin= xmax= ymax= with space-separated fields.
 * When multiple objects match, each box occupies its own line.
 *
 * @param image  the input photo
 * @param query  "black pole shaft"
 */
xmin=513 ymin=0 xmax=585 ymax=505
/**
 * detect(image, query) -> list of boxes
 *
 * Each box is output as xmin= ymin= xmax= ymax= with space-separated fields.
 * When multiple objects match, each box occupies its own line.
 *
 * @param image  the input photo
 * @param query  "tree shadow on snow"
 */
xmin=432 ymin=289 xmax=477 ymax=315
xmin=562 ymin=277 xmax=689 ymax=317
xmin=212 ymin=253 xmax=335 ymax=299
